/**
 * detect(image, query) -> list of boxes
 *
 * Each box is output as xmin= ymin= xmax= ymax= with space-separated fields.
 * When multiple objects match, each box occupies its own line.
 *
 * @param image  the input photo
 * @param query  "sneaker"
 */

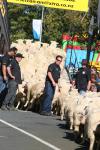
xmin=1 ymin=105 xmax=8 ymax=111
xmin=9 ymin=106 xmax=17 ymax=111
xmin=40 ymin=111 xmax=51 ymax=116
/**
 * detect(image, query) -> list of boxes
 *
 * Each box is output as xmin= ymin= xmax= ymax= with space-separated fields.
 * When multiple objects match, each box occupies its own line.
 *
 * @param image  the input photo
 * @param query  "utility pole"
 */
xmin=87 ymin=16 xmax=94 ymax=63
xmin=39 ymin=6 xmax=44 ymax=49
xmin=97 ymin=0 xmax=100 ymax=30
xmin=87 ymin=0 xmax=99 ymax=63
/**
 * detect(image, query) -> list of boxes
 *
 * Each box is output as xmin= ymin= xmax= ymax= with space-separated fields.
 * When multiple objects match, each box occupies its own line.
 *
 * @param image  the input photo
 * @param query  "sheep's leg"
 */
xmin=24 ymin=88 xmax=30 ymax=107
xmin=24 ymin=100 xmax=29 ymax=107
xmin=89 ymin=135 xmax=95 ymax=150
xmin=60 ymin=105 xmax=64 ymax=121
xmin=69 ymin=116 xmax=73 ymax=130
xmin=16 ymin=101 xmax=20 ymax=109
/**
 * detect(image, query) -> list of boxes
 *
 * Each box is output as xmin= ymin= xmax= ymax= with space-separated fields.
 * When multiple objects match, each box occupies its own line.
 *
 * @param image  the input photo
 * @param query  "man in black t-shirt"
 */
xmin=2 ymin=47 xmax=17 ymax=82
xmin=40 ymin=55 xmax=63 ymax=116
xmin=0 ymin=48 xmax=17 ymax=106
xmin=76 ymin=59 xmax=91 ymax=96
xmin=1 ymin=53 xmax=24 ymax=111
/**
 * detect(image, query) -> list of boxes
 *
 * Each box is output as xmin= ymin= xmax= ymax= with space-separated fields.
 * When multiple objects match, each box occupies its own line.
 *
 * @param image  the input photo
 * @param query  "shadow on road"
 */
xmin=57 ymin=123 xmax=75 ymax=141
xmin=57 ymin=123 xmax=89 ymax=150
xmin=75 ymin=145 xmax=88 ymax=150
xmin=65 ymin=131 xmax=75 ymax=141
xmin=57 ymin=123 xmax=67 ymax=130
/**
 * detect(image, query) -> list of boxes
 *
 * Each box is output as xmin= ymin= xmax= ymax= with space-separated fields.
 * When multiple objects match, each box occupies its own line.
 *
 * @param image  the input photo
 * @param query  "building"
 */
xmin=0 ymin=0 xmax=10 ymax=54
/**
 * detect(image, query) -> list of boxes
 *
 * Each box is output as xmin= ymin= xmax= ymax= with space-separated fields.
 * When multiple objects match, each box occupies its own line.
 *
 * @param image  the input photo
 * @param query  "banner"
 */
xmin=65 ymin=49 xmax=93 ymax=68
xmin=93 ymin=50 xmax=100 ymax=62
xmin=32 ymin=19 xmax=42 ymax=40
xmin=7 ymin=0 xmax=89 ymax=12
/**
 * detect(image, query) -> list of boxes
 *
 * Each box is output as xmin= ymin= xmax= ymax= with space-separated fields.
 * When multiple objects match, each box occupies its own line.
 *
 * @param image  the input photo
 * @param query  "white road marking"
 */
xmin=0 ymin=136 xmax=7 ymax=138
xmin=0 ymin=119 xmax=61 ymax=150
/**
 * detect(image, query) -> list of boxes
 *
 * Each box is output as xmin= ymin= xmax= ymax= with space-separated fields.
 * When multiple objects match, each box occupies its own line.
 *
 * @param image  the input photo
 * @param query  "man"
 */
xmin=40 ymin=55 xmax=63 ymax=116
xmin=0 ymin=47 xmax=17 ymax=106
xmin=76 ymin=59 xmax=91 ymax=96
xmin=1 ymin=53 xmax=24 ymax=110
xmin=0 ymin=53 xmax=6 ymax=107
xmin=0 ymin=53 xmax=5 ymax=93
xmin=2 ymin=47 xmax=17 ymax=82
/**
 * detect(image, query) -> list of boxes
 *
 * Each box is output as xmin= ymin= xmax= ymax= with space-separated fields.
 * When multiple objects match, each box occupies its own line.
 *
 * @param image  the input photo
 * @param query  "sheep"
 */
xmin=85 ymin=108 xmax=100 ymax=150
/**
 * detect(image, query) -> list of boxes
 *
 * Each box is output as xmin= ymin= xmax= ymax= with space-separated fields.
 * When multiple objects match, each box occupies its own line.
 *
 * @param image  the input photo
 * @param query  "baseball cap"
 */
xmin=81 ymin=59 xmax=87 ymax=65
xmin=15 ymin=53 xmax=24 ymax=58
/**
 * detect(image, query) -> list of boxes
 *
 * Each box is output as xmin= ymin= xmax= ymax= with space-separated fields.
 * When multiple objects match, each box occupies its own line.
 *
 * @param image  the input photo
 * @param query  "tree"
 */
xmin=8 ymin=4 xmax=41 ymax=41
xmin=8 ymin=1 xmax=98 ymax=43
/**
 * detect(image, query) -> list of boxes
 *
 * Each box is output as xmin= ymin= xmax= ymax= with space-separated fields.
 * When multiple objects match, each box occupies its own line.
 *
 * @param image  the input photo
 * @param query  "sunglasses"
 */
xmin=56 ymin=59 xmax=62 ymax=62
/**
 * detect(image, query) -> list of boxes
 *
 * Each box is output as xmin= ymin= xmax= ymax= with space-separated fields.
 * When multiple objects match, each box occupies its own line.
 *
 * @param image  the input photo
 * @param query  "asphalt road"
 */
xmin=0 ymin=110 xmax=87 ymax=150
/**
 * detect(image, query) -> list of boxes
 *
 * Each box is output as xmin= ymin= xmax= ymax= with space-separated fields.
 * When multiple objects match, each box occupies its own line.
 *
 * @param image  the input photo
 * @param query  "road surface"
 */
xmin=0 ymin=110 xmax=87 ymax=150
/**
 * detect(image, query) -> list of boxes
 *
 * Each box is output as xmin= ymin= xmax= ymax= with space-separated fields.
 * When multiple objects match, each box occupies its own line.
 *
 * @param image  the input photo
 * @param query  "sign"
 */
xmin=32 ymin=19 xmax=42 ymax=40
xmin=7 ymin=0 xmax=89 ymax=12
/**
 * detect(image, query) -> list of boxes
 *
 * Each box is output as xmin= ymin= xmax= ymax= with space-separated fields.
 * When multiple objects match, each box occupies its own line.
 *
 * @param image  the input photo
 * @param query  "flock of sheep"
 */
xmin=12 ymin=40 xmax=100 ymax=150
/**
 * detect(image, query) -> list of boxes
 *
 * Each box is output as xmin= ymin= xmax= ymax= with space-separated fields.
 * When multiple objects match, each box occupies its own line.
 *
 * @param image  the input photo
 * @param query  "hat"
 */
xmin=81 ymin=59 xmax=87 ymax=65
xmin=15 ymin=53 xmax=24 ymax=58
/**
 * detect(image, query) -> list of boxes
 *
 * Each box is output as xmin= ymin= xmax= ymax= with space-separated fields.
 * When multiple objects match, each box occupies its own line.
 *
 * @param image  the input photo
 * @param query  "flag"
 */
xmin=32 ymin=19 xmax=42 ymax=40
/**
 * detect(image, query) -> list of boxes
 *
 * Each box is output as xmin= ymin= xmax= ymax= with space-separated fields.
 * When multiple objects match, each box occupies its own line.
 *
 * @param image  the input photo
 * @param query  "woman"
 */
xmin=96 ymin=72 xmax=100 ymax=92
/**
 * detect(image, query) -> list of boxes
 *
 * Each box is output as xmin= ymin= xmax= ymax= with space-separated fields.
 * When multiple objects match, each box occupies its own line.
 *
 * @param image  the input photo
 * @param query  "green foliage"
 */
xmin=8 ymin=4 xmax=40 ymax=41
xmin=8 ymin=0 xmax=98 ymax=43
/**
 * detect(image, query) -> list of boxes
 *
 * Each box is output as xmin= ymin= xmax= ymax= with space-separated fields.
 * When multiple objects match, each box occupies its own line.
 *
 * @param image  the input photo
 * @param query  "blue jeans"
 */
xmin=0 ymin=76 xmax=6 ymax=93
xmin=41 ymin=81 xmax=55 ymax=113
xmin=3 ymin=80 xmax=18 ymax=106
xmin=0 ymin=76 xmax=7 ymax=106
xmin=79 ymin=90 xmax=86 ymax=96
